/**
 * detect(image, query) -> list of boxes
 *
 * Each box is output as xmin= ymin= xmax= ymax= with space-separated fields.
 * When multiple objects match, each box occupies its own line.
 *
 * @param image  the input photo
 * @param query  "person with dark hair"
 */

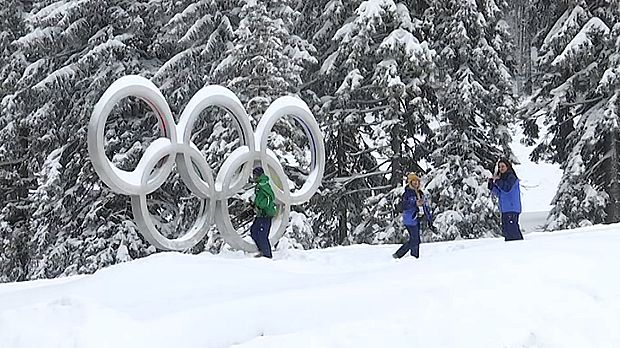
xmin=488 ymin=158 xmax=523 ymax=241
xmin=250 ymin=166 xmax=277 ymax=258
xmin=393 ymin=173 xmax=436 ymax=259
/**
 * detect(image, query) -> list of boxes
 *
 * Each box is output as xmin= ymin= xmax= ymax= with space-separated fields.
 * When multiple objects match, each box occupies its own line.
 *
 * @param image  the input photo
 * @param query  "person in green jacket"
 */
xmin=250 ymin=166 xmax=277 ymax=258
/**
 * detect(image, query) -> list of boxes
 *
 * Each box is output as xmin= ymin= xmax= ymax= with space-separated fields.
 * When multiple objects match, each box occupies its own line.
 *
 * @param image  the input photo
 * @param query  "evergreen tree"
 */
xmin=424 ymin=0 xmax=516 ymax=240
xmin=329 ymin=0 xmax=436 ymax=245
xmin=520 ymin=4 xmax=594 ymax=163
xmin=544 ymin=3 xmax=620 ymax=229
xmin=140 ymin=0 xmax=240 ymax=255
xmin=506 ymin=0 xmax=570 ymax=95
xmin=213 ymin=0 xmax=316 ymax=115
xmin=517 ymin=1 xmax=620 ymax=229
xmin=0 ymin=0 xmax=27 ymax=97
xmin=0 ymin=0 xmax=185 ymax=280
xmin=299 ymin=0 xmax=359 ymax=247
xmin=0 ymin=0 xmax=30 ymax=282
xmin=149 ymin=0 xmax=237 ymax=111
xmin=211 ymin=0 xmax=319 ymax=248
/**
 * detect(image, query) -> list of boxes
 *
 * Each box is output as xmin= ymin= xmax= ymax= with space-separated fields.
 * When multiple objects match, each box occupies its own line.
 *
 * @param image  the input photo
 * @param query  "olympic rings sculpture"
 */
xmin=88 ymin=75 xmax=325 ymax=252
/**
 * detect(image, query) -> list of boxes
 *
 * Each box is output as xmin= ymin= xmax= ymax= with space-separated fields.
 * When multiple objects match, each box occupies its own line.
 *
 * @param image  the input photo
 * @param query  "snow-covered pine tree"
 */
xmin=596 ymin=20 xmax=620 ymax=222
xmin=0 ymin=0 xmax=30 ymax=282
xmin=506 ymin=0 xmax=570 ymax=96
xmin=543 ymin=3 xmax=620 ymax=229
xmin=0 ymin=0 xmax=27 ymax=95
xmin=524 ymin=0 xmax=572 ymax=96
xmin=311 ymin=92 xmax=377 ymax=246
xmin=212 ymin=0 xmax=319 ymax=249
xmin=296 ymin=0 xmax=358 ymax=247
xmin=306 ymin=0 xmax=353 ymax=51
xmin=136 ymin=0 xmax=240 ymax=255
xmin=0 ymin=0 xmax=180 ymax=280
xmin=520 ymin=4 xmax=593 ymax=163
xmin=317 ymin=0 xmax=436 ymax=245
xmin=213 ymin=0 xmax=316 ymax=114
xmin=149 ymin=0 xmax=237 ymax=111
xmin=544 ymin=103 xmax=610 ymax=230
xmin=424 ymin=0 xmax=516 ymax=240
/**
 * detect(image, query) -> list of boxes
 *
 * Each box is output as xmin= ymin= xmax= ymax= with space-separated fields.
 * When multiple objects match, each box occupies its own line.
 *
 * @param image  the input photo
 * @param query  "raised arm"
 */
xmin=495 ymin=173 xmax=517 ymax=192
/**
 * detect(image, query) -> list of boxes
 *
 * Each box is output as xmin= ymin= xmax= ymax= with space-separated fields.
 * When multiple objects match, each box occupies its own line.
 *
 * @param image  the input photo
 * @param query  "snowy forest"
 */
xmin=0 ymin=0 xmax=618 ymax=282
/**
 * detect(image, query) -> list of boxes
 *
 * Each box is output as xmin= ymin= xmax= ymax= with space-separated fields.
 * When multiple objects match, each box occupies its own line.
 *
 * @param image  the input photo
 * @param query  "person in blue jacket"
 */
xmin=488 ymin=158 xmax=523 ymax=241
xmin=393 ymin=173 xmax=435 ymax=259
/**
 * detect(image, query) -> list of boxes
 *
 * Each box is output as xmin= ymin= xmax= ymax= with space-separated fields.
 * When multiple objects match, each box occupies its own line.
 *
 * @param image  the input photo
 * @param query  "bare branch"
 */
xmin=559 ymin=96 xmax=604 ymax=107
xmin=0 ymin=158 xmax=27 ymax=167
xmin=333 ymin=170 xmax=391 ymax=185
xmin=343 ymin=184 xmax=394 ymax=196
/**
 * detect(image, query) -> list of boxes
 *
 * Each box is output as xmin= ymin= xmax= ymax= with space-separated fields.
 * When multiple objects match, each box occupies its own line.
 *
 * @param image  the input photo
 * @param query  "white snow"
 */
xmin=19 ymin=58 xmax=48 ymax=84
xmin=395 ymin=3 xmax=420 ymax=31
xmin=30 ymin=0 xmax=72 ymax=23
xmin=333 ymin=0 xmax=396 ymax=44
xmin=551 ymin=17 xmax=610 ymax=67
xmin=355 ymin=0 xmax=396 ymax=28
xmin=379 ymin=29 xmax=424 ymax=58
xmin=542 ymin=6 xmax=586 ymax=46
xmin=336 ymin=69 xmax=364 ymax=95
xmin=319 ymin=51 xmax=339 ymax=75
xmin=1 ymin=225 xmax=620 ymax=348
xmin=33 ymin=65 xmax=78 ymax=90
xmin=180 ymin=13 xmax=212 ymax=44
xmin=16 ymin=27 xmax=63 ymax=49
xmin=511 ymin=125 xmax=562 ymax=214
xmin=154 ymin=46 xmax=203 ymax=80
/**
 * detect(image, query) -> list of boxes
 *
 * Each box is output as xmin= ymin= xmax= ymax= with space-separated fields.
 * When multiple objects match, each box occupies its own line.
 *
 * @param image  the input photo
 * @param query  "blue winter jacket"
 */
xmin=402 ymin=186 xmax=433 ymax=226
xmin=490 ymin=172 xmax=522 ymax=213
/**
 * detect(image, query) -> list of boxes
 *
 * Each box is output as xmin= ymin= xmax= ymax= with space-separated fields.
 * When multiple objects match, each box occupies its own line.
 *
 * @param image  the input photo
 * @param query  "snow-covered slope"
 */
xmin=1 ymin=226 xmax=619 ymax=348
xmin=511 ymin=126 xmax=563 ymax=214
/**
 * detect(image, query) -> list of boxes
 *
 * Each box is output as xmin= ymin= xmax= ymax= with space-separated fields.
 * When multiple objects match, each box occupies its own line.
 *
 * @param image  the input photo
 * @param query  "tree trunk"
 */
xmin=338 ymin=198 xmax=348 ymax=245
xmin=606 ymin=132 xmax=620 ymax=223
xmin=525 ymin=38 xmax=533 ymax=95
xmin=390 ymin=122 xmax=402 ymax=187
xmin=336 ymin=127 xmax=348 ymax=245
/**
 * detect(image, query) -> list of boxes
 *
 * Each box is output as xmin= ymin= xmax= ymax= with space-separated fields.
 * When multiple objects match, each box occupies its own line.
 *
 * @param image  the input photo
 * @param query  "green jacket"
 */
xmin=254 ymin=174 xmax=277 ymax=217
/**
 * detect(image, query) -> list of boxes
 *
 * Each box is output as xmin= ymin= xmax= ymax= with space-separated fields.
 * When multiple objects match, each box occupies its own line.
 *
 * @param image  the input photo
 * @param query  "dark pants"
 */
xmin=502 ymin=212 xmax=523 ymax=241
xmin=394 ymin=224 xmax=421 ymax=258
xmin=250 ymin=217 xmax=273 ymax=258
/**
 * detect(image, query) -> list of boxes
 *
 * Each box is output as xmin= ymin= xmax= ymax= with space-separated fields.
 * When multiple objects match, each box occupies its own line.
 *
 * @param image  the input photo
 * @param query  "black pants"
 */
xmin=394 ymin=224 xmax=421 ymax=258
xmin=502 ymin=212 xmax=523 ymax=241
xmin=250 ymin=217 xmax=273 ymax=258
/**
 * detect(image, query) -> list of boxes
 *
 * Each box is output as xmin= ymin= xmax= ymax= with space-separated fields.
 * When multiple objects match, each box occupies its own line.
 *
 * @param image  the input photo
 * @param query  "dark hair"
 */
xmin=497 ymin=158 xmax=518 ymax=179
xmin=253 ymin=166 xmax=264 ymax=177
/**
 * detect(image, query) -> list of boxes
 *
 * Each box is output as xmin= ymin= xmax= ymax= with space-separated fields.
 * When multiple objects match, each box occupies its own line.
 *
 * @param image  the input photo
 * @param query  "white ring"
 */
xmin=256 ymin=96 xmax=325 ymax=205
xmin=177 ymin=85 xmax=255 ymax=198
xmin=131 ymin=145 xmax=215 ymax=250
xmin=88 ymin=76 xmax=177 ymax=195
xmin=214 ymin=147 xmax=291 ymax=251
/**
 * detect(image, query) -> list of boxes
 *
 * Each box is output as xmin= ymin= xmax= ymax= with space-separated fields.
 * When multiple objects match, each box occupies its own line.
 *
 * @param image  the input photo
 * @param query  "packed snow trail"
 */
xmin=1 ymin=225 xmax=619 ymax=348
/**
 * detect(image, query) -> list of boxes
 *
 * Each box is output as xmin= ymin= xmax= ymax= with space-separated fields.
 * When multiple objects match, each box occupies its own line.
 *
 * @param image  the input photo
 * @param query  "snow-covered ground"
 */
xmin=1 ymin=225 xmax=619 ymax=348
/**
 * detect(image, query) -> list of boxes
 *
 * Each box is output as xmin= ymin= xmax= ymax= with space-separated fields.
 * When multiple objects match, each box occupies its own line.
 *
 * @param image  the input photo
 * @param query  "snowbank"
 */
xmin=1 ymin=225 xmax=619 ymax=348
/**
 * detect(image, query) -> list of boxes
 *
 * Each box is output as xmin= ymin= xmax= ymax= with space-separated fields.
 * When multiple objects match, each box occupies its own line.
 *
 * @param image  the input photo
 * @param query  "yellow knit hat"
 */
xmin=406 ymin=173 xmax=420 ymax=184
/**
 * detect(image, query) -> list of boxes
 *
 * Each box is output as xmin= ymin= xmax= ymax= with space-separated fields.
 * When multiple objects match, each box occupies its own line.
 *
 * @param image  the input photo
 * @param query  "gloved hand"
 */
xmin=487 ymin=178 xmax=494 ymax=190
